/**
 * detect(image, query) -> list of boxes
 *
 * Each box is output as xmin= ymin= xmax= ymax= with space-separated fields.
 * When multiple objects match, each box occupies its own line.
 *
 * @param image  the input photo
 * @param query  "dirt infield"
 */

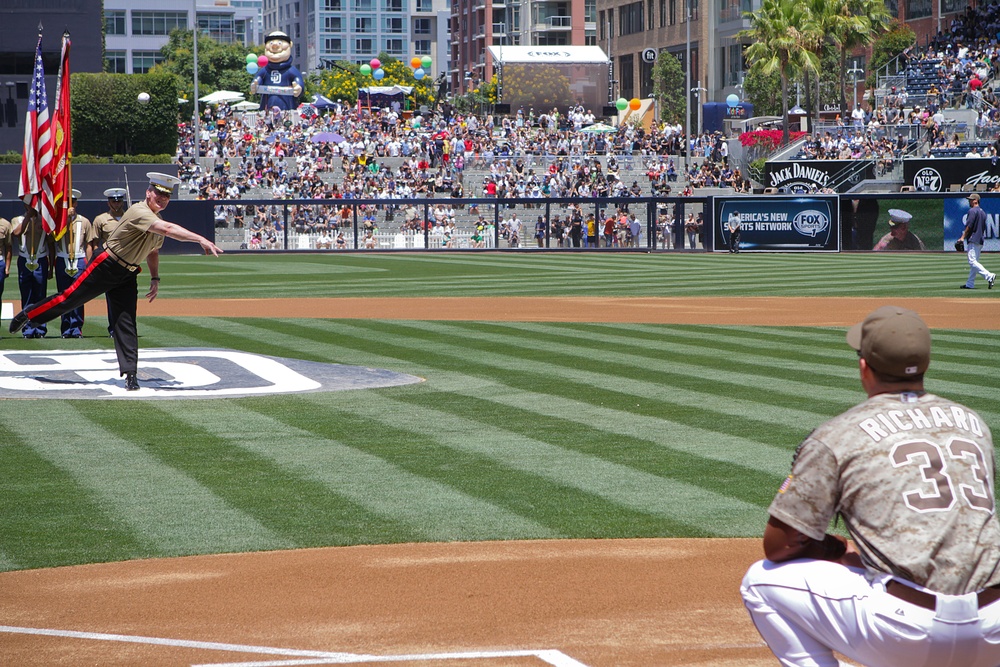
xmin=1 ymin=296 xmax=991 ymax=667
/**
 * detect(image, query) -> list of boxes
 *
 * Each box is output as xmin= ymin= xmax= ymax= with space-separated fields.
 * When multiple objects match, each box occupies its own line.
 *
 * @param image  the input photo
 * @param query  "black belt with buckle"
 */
xmin=104 ymin=250 xmax=139 ymax=272
xmin=886 ymin=580 xmax=1000 ymax=610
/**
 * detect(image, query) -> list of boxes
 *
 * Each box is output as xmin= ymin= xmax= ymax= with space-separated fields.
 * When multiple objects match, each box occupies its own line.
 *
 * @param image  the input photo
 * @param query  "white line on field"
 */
xmin=0 ymin=625 xmax=591 ymax=667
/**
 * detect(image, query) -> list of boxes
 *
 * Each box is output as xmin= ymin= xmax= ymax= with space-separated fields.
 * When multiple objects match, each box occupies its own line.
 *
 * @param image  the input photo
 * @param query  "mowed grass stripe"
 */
xmin=325 ymin=392 xmax=763 ymax=536
xmin=84 ymin=403 xmax=417 ymax=548
xmin=6 ymin=403 xmax=287 ymax=557
xmin=172 ymin=401 xmax=557 ymax=542
xmin=0 ymin=422 xmax=146 ymax=570
xmin=328 ymin=319 xmax=813 ymax=447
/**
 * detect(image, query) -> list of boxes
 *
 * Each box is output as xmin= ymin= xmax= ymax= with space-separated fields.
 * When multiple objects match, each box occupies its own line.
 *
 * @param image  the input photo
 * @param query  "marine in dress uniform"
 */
xmin=0 ymin=193 xmax=12 ymax=335
xmin=54 ymin=189 xmax=98 ymax=337
xmin=10 ymin=202 xmax=55 ymax=338
xmin=92 ymin=188 xmax=129 ymax=335
xmin=9 ymin=173 xmax=223 ymax=391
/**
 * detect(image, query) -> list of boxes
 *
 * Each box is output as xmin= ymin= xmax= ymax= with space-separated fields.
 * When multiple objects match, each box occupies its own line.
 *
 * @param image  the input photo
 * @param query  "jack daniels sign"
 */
xmin=763 ymin=160 xmax=874 ymax=194
xmin=904 ymin=157 xmax=1000 ymax=192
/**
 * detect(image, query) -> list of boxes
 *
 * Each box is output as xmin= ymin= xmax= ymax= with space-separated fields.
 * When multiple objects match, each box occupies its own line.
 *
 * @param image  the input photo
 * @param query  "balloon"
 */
xmin=629 ymin=98 xmax=641 ymax=111
xmin=246 ymin=53 xmax=257 ymax=64
xmin=726 ymin=93 xmax=740 ymax=107
xmin=373 ymin=68 xmax=385 ymax=80
xmin=370 ymin=58 xmax=381 ymax=70
xmin=257 ymin=55 xmax=269 ymax=67
xmin=246 ymin=63 xmax=259 ymax=75
xmin=421 ymin=56 xmax=432 ymax=69
xmin=615 ymin=98 xmax=628 ymax=111
xmin=414 ymin=68 xmax=425 ymax=80
xmin=411 ymin=57 xmax=422 ymax=69
xmin=360 ymin=64 xmax=372 ymax=76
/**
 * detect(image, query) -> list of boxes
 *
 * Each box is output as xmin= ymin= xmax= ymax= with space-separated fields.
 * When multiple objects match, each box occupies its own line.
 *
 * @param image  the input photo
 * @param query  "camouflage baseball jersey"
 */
xmin=770 ymin=391 xmax=1000 ymax=595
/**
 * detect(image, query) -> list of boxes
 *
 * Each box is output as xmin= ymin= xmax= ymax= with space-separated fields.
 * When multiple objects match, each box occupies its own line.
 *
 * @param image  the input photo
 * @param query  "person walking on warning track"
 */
xmin=9 ymin=173 xmax=223 ymax=391
xmin=741 ymin=305 xmax=1000 ymax=667
xmin=959 ymin=192 xmax=996 ymax=289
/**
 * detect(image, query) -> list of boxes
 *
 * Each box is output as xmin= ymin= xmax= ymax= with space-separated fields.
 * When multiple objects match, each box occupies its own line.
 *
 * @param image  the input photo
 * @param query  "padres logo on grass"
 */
xmin=0 ymin=349 xmax=422 ymax=399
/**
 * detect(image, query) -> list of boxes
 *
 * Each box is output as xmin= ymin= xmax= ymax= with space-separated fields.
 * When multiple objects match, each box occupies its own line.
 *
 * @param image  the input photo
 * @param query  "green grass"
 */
xmin=1 ymin=252 xmax=998 ymax=572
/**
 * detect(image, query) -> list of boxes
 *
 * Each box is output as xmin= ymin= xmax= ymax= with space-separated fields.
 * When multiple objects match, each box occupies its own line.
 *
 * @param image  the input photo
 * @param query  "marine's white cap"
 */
xmin=71 ymin=189 xmax=82 ymax=200
xmin=104 ymin=187 xmax=127 ymax=200
xmin=147 ymin=172 xmax=181 ymax=195
xmin=887 ymin=209 xmax=912 ymax=226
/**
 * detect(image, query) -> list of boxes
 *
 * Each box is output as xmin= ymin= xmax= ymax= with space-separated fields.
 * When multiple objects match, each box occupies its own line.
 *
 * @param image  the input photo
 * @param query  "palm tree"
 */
xmin=740 ymin=0 xmax=820 ymax=145
xmin=827 ymin=0 xmax=891 ymax=113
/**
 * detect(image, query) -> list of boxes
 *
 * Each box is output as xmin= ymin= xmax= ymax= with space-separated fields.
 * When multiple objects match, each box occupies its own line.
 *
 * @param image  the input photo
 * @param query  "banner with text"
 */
xmin=764 ymin=160 xmax=874 ymax=193
xmin=904 ymin=158 xmax=1000 ymax=192
xmin=713 ymin=196 xmax=840 ymax=252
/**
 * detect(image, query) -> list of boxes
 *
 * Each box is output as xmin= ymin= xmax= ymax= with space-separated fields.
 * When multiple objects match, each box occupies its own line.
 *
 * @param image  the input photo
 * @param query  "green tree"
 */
xmin=652 ymin=52 xmax=686 ymax=124
xmin=740 ymin=0 xmax=820 ymax=144
xmin=72 ymin=71 xmax=178 ymax=156
xmin=867 ymin=21 xmax=916 ymax=88
xmin=743 ymin=68 xmax=782 ymax=117
xmin=153 ymin=29 xmax=258 ymax=112
xmin=827 ymin=0 xmax=890 ymax=113
xmin=312 ymin=54 xmax=436 ymax=109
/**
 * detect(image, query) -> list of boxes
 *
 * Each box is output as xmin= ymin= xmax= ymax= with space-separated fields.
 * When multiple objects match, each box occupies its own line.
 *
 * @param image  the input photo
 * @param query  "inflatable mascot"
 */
xmin=251 ymin=31 xmax=304 ymax=111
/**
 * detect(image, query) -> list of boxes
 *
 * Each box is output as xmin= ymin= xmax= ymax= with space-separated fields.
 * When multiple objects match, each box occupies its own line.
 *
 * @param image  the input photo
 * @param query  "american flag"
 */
xmin=18 ymin=34 xmax=57 ymax=234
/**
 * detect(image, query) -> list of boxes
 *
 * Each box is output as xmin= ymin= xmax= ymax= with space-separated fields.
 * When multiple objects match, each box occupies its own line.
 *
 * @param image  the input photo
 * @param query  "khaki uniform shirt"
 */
xmin=12 ymin=213 xmax=50 ymax=259
xmin=56 ymin=215 xmax=97 ymax=260
xmin=770 ymin=391 xmax=1000 ymax=595
xmin=105 ymin=201 xmax=164 ymax=266
xmin=0 ymin=217 xmax=12 ymax=268
xmin=92 ymin=211 xmax=124 ymax=244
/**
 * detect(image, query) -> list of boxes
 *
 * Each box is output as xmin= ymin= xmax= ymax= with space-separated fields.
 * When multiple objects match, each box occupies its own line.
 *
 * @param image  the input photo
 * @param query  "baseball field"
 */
xmin=2 ymin=251 xmax=999 ymax=666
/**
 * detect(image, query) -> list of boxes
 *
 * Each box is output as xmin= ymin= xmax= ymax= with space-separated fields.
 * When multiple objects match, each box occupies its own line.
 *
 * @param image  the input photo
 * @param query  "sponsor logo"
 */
xmin=0 ymin=349 xmax=421 ymax=400
xmin=768 ymin=163 xmax=831 ymax=188
xmin=642 ymin=48 xmax=657 ymax=63
xmin=965 ymin=170 xmax=1000 ymax=189
xmin=792 ymin=209 xmax=830 ymax=237
xmin=913 ymin=167 xmax=942 ymax=192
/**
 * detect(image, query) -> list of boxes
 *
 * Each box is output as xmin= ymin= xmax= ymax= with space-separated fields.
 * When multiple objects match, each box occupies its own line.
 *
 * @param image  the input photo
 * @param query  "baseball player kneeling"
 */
xmin=741 ymin=305 xmax=1000 ymax=667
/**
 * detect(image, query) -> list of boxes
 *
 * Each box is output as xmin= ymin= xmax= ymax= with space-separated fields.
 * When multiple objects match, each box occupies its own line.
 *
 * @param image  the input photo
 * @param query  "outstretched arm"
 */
xmin=148 ymin=220 xmax=222 ymax=256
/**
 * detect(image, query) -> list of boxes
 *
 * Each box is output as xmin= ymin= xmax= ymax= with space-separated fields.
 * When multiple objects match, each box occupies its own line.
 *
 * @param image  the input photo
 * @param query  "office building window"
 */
xmin=416 ymin=0 xmax=433 ymax=10
xmin=105 ymin=11 xmax=126 ymax=36
xmin=105 ymin=50 xmax=126 ymax=73
xmin=414 ymin=39 xmax=431 ymax=54
xmin=385 ymin=38 xmax=404 ymax=54
xmin=132 ymin=50 xmax=165 ymax=73
xmin=384 ymin=0 xmax=403 ymax=10
xmin=132 ymin=11 xmax=188 ymax=36
xmin=619 ymin=2 xmax=643 ymax=35
xmin=354 ymin=0 xmax=374 ymax=10
xmin=325 ymin=37 xmax=344 ymax=54
xmin=355 ymin=38 xmax=375 ymax=53
xmin=356 ymin=16 xmax=374 ymax=32
xmin=414 ymin=18 xmax=432 ymax=34
xmin=385 ymin=17 xmax=404 ymax=32
xmin=324 ymin=0 xmax=343 ymax=9
xmin=325 ymin=16 xmax=343 ymax=32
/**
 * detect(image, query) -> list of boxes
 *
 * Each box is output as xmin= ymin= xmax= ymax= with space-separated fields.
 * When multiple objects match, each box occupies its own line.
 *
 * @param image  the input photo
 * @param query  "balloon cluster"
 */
xmin=360 ymin=58 xmax=386 ymax=81
xmin=615 ymin=97 xmax=641 ymax=111
xmin=409 ymin=55 xmax=432 ymax=81
xmin=246 ymin=53 xmax=267 ymax=74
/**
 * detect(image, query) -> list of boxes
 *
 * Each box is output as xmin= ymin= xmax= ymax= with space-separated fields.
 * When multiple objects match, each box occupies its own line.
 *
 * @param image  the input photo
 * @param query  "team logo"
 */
xmin=792 ymin=209 xmax=830 ymax=237
xmin=913 ymin=167 xmax=942 ymax=192
xmin=0 ymin=349 xmax=422 ymax=400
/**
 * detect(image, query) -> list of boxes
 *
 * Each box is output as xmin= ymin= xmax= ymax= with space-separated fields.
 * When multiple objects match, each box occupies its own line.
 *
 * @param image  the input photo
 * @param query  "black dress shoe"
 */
xmin=9 ymin=310 xmax=28 ymax=334
xmin=961 ymin=285 xmax=974 ymax=289
xmin=125 ymin=373 xmax=139 ymax=391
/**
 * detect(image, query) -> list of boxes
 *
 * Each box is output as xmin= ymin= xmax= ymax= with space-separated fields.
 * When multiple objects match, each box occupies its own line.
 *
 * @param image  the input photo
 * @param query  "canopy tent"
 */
xmin=198 ymin=90 xmax=245 ymax=104
xmin=485 ymin=45 xmax=610 ymax=65
xmin=311 ymin=94 xmax=338 ymax=109
xmin=580 ymin=122 xmax=617 ymax=133
xmin=358 ymin=85 xmax=413 ymax=110
xmin=232 ymin=100 xmax=260 ymax=111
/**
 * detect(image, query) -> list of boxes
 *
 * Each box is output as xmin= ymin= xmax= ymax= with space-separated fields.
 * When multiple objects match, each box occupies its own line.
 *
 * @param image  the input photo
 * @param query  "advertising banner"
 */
xmin=713 ymin=196 xmax=840 ymax=252
xmin=943 ymin=194 xmax=1000 ymax=251
xmin=904 ymin=158 xmax=1000 ymax=192
xmin=764 ymin=160 xmax=874 ymax=193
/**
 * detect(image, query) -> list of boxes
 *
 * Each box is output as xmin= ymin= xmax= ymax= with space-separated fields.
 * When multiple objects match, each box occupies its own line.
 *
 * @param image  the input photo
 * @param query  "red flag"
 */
xmin=48 ymin=33 xmax=72 ymax=240
xmin=18 ymin=34 xmax=55 ymax=233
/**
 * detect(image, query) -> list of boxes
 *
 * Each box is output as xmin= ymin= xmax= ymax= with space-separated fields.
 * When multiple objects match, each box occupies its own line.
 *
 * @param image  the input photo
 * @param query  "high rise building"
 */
xmin=449 ymin=0 xmax=596 ymax=98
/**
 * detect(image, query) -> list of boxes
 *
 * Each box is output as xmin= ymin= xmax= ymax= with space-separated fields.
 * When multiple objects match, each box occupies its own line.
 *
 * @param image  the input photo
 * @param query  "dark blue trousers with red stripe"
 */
xmin=24 ymin=250 xmax=141 ymax=375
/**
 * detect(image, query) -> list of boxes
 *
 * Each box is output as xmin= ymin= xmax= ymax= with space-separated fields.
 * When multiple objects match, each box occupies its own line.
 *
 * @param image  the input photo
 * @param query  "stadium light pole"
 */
xmin=684 ymin=0 xmax=691 ymax=175
xmin=192 ymin=0 xmax=200 ymax=160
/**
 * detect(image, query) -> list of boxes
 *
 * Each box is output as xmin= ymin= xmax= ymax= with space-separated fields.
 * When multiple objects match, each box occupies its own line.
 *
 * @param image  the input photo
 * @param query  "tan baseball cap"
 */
xmin=847 ymin=306 xmax=930 ymax=378
xmin=968 ymin=192 xmax=981 ymax=202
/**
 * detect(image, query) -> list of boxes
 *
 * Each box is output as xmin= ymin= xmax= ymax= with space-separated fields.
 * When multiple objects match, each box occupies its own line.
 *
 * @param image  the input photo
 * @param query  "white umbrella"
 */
xmin=198 ymin=90 xmax=246 ymax=104
xmin=580 ymin=122 xmax=618 ymax=133
xmin=232 ymin=100 xmax=260 ymax=111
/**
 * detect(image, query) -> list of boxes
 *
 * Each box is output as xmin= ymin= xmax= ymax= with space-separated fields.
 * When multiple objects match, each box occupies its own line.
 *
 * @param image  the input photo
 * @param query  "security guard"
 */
xmin=10 ymin=173 xmax=223 ymax=391
xmin=11 ymin=202 xmax=54 ymax=338
xmin=54 ymin=189 xmax=98 ymax=338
